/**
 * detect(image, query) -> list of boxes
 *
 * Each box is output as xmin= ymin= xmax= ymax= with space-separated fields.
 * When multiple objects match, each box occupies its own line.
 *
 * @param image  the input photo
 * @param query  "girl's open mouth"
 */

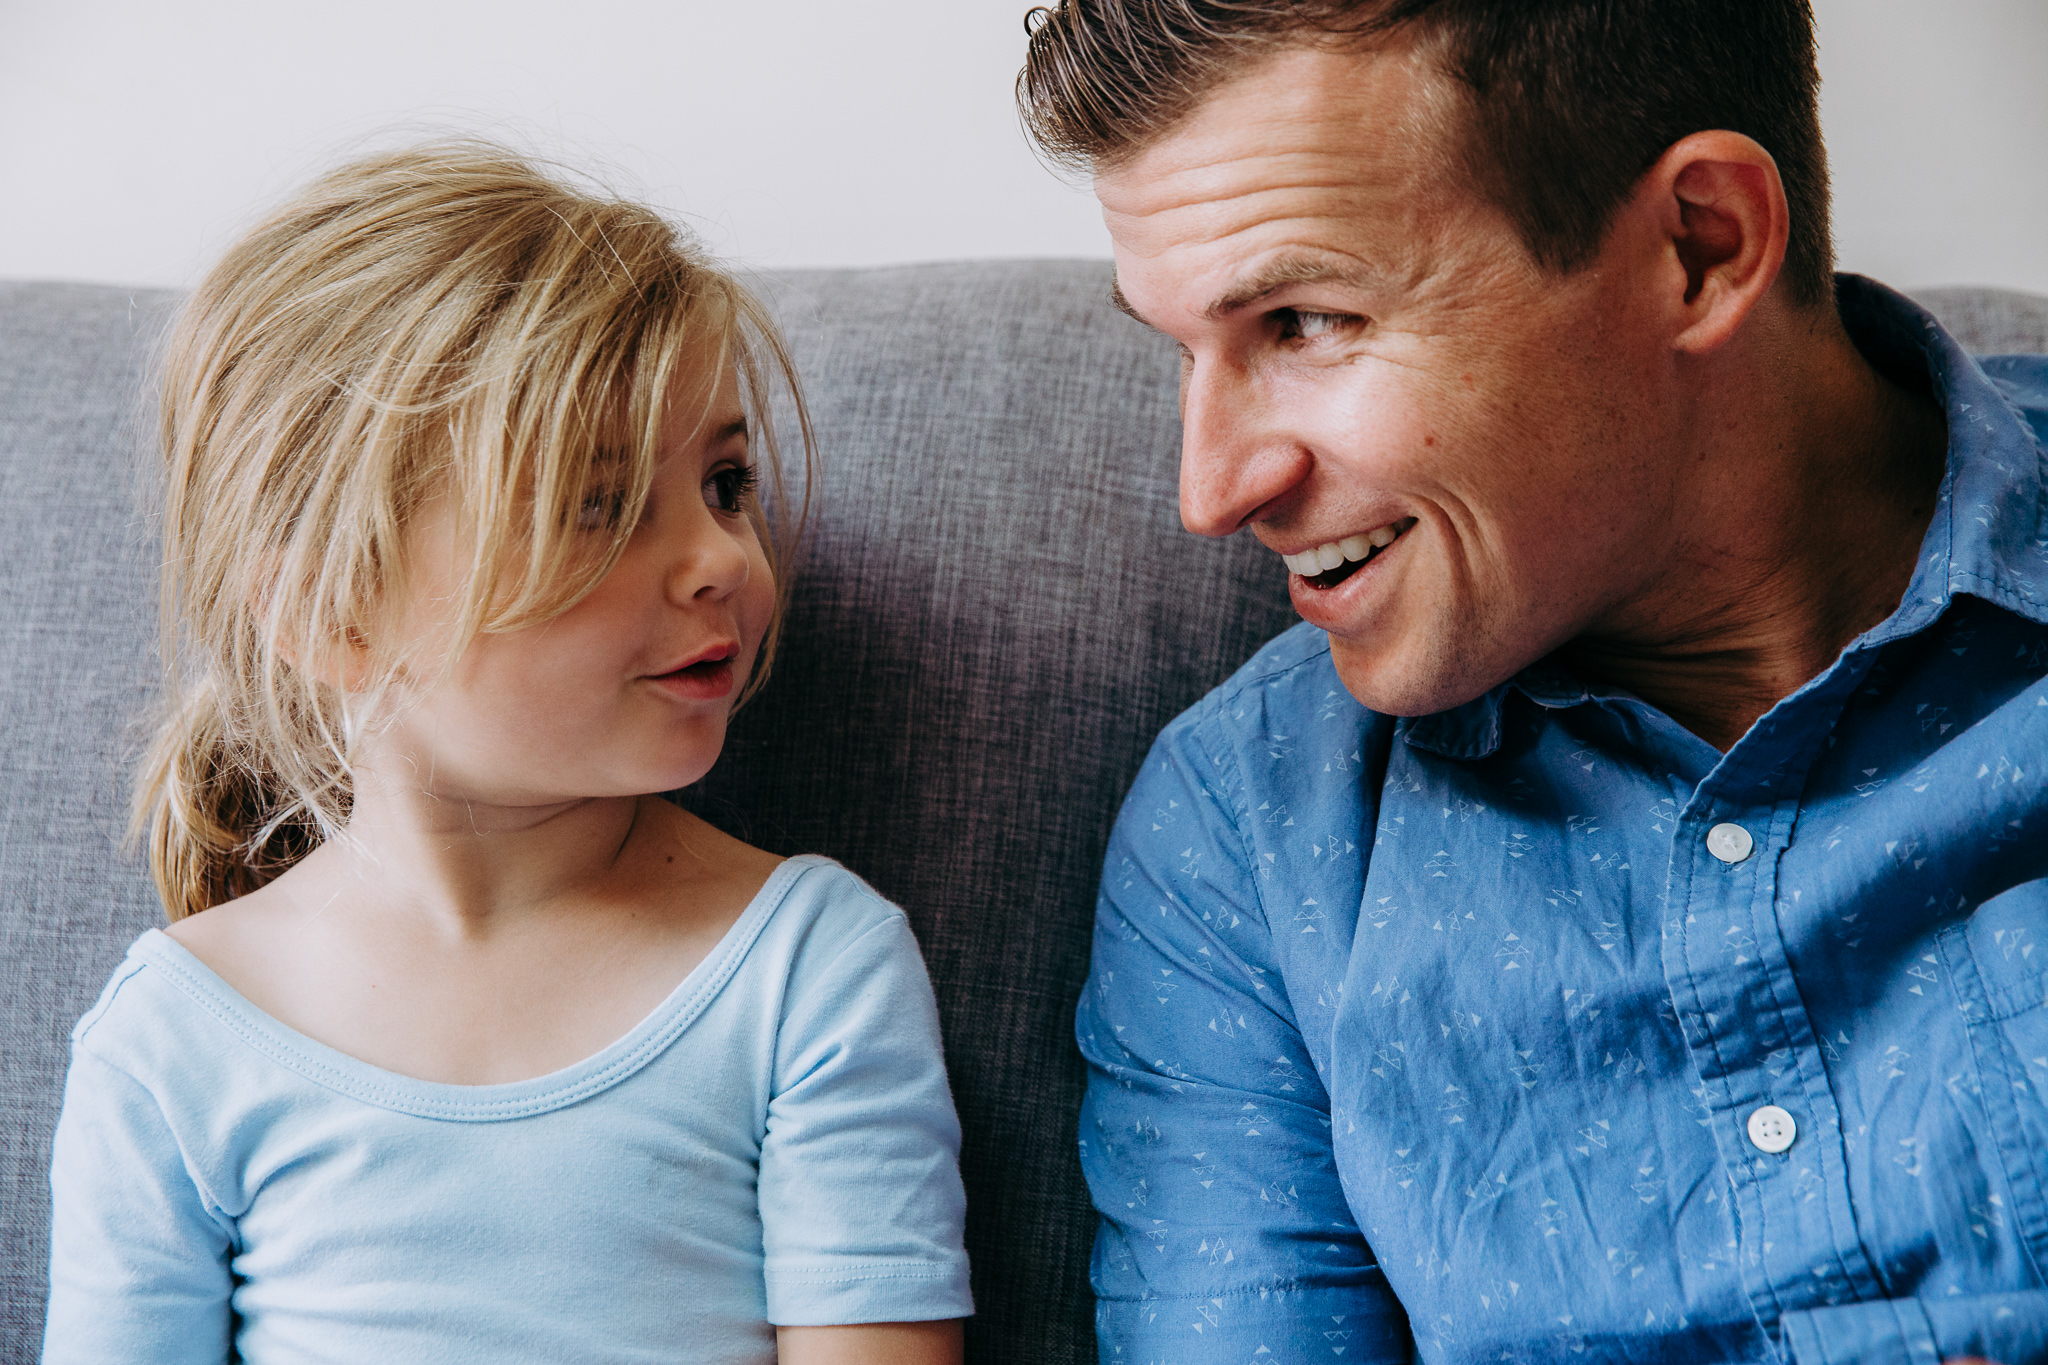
xmin=650 ymin=648 xmax=738 ymax=700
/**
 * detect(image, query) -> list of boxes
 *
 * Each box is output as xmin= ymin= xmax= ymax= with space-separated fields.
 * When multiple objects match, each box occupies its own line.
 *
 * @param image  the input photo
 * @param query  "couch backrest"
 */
xmin=687 ymin=262 xmax=1304 ymax=1361
xmin=3 ymin=267 xmax=2046 ymax=1364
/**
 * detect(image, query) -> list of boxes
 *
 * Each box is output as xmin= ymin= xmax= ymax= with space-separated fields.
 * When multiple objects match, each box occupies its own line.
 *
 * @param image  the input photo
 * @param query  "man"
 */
xmin=1016 ymin=2 xmax=2048 ymax=1361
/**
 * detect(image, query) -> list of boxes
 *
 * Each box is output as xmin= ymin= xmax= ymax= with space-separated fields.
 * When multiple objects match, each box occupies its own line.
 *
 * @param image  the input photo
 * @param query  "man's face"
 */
xmin=1099 ymin=41 xmax=1686 ymax=716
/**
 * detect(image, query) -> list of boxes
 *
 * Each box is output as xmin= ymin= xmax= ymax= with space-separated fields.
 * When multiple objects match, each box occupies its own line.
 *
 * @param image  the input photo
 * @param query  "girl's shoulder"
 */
xmin=762 ymin=854 xmax=905 ymax=922
xmin=65 ymin=927 xmax=294 ymax=1121
xmin=728 ymin=852 xmax=921 ymax=981
xmin=74 ymin=929 xmax=227 ymax=1044
xmin=635 ymin=800 xmax=912 ymax=951
xmin=696 ymin=852 xmax=941 ymax=1058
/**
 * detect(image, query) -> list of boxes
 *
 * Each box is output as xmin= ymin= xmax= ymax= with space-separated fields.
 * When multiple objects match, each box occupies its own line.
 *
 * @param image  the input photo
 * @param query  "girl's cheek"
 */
xmin=745 ymin=563 xmax=776 ymax=645
xmin=748 ymin=588 xmax=778 ymax=663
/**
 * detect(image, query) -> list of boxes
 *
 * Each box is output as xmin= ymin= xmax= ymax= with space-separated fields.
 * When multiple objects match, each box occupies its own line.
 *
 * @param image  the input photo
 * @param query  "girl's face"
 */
xmin=369 ymin=366 xmax=775 ymax=811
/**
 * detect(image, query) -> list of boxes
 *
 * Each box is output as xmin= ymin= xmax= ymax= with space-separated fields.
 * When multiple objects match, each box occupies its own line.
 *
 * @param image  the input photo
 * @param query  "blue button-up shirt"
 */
xmin=1080 ymin=279 xmax=2048 ymax=1365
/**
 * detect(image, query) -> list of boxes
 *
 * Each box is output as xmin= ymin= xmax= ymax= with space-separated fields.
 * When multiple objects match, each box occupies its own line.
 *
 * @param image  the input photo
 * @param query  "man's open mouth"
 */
xmin=1282 ymin=518 xmax=1417 ymax=589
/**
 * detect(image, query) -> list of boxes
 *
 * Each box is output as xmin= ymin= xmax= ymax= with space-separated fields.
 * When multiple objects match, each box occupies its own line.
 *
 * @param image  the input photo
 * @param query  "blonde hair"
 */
xmin=135 ymin=141 xmax=812 ymax=921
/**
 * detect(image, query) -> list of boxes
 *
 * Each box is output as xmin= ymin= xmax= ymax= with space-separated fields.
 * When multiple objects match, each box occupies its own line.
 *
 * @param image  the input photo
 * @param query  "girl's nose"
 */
xmin=668 ymin=513 xmax=754 ymax=604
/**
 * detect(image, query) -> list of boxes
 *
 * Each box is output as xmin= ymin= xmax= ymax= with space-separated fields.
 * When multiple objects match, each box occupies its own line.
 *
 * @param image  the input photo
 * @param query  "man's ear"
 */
xmin=1634 ymin=130 xmax=1792 ymax=356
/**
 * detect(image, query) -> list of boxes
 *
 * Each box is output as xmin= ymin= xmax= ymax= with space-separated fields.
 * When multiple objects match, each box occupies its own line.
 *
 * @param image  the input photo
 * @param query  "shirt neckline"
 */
xmin=131 ymin=853 xmax=825 ymax=1122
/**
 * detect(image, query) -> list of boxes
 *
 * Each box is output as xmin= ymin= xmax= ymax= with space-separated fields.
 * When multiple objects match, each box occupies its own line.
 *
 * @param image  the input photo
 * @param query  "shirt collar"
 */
xmin=1839 ymin=274 xmax=2048 ymax=643
xmin=1406 ymin=275 xmax=2048 ymax=761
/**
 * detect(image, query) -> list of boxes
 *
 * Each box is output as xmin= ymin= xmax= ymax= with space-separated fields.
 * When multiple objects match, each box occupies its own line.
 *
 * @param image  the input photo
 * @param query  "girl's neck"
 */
xmin=165 ymin=794 xmax=783 ymax=1085
xmin=335 ymin=766 xmax=648 ymax=938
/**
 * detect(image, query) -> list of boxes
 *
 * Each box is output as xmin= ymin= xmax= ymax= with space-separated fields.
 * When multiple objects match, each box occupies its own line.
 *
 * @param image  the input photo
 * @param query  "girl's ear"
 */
xmin=254 ymin=561 xmax=378 ymax=695
xmin=274 ymin=624 xmax=376 ymax=694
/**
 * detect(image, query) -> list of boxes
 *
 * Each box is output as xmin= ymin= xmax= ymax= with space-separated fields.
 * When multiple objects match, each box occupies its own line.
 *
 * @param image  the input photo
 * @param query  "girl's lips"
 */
xmin=647 ymin=646 xmax=739 ymax=701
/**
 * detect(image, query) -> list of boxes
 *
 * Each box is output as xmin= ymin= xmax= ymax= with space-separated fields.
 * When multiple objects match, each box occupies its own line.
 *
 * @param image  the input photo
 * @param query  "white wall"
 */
xmin=1 ymin=0 xmax=2042 ymax=293
xmin=1818 ymin=0 xmax=2048 ymax=295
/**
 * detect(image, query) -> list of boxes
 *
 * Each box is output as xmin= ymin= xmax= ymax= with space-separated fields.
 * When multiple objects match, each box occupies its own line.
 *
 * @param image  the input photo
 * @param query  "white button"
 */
xmin=1706 ymin=823 xmax=1755 ymax=864
xmin=1747 ymin=1105 xmax=1797 ymax=1153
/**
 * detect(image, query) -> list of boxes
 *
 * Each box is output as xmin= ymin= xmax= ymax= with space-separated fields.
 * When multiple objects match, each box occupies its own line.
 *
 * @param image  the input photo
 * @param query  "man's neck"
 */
xmin=1562 ymin=299 xmax=1950 ymax=752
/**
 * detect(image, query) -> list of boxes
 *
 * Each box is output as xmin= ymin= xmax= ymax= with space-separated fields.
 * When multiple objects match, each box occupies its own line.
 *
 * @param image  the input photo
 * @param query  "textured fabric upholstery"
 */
xmin=2 ymin=267 xmax=2045 ymax=1364
xmin=1 ymin=282 xmax=179 ymax=1357
xmin=1911 ymin=285 xmax=2048 ymax=355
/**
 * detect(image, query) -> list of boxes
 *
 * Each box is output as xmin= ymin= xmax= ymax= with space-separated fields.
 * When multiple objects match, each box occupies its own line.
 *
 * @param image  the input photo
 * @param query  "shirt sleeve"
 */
xmin=1781 ymin=1291 xmax=2048 ymax=1365
xmin=1079 ymin=711 xmax=1412 ymax=1363
xmin=42 ymin=1044 xmax=235 ymax=1365
xmin=757 ymin=898 xmax=972 ymax=1326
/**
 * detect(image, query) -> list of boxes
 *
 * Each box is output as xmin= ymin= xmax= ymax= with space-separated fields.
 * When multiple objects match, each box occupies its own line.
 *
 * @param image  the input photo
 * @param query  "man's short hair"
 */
xmin=1018 ymin=0 xmax=1835 ymax=308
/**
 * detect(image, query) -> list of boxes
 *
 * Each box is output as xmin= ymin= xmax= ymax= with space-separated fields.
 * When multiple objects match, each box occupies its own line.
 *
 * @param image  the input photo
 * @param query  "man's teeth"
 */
xmin=1283 ymin=523 xmax=1404 ymax=577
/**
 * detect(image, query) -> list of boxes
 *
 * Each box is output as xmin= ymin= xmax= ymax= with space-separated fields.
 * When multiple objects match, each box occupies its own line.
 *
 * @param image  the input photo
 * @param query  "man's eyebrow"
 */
xmin=1108 ymin=257 xmax=1375 ymax=330
xmin=1205 ymin=256 xmax=1375 ymax=320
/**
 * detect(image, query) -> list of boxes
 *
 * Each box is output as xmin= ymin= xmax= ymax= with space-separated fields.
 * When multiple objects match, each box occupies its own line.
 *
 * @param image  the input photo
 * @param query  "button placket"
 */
xmin=1665 ymin=789 xmax=1887 ymax=1330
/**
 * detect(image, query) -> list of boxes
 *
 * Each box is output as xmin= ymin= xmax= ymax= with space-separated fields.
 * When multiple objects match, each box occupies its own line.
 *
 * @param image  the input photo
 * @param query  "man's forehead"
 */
xmin=1093 ymin=42 xmax=1467 ymax=317
xmin=1093 ymin=41 xmax=1457 ymax=221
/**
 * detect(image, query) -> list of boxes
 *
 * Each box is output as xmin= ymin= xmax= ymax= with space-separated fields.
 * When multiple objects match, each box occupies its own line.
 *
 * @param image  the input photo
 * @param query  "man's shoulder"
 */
xmin=1141 ymin=619 xmax=1392 ymax=812
xmin=1981 ymin=354 xmax=2048 ymax=444
xmin=1168 ymin=619 xmax=1356 ymax=737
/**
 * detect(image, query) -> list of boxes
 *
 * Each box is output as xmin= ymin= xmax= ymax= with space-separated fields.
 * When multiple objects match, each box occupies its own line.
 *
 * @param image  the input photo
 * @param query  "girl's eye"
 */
xmin=704 ymin=464 xmax=759 ymax=515
xmin=577 ymin=488 xmax=629 ymax=532
xmin=1277 ymin=308 xmax=1363 ymax=343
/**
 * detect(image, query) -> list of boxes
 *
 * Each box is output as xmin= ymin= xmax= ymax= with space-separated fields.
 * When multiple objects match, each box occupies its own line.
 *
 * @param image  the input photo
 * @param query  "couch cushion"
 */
xmin=0 ymin=282 xmax=181 ymax=1356
xmin=1910 ymin=284 xmax=2048 ymax=355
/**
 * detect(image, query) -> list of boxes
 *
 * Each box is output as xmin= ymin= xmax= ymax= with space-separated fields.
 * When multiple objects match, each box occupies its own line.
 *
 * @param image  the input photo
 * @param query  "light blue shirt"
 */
xmin=1080 ymin=279 xmax=2048 ymax=1365
xmin=45 ymin=855 xmax=972 ymax=1364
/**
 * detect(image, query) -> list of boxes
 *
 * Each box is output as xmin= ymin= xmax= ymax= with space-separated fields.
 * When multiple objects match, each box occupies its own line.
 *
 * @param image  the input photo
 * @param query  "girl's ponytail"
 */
xmin=134 ymin=678 xmax=322 ymax=922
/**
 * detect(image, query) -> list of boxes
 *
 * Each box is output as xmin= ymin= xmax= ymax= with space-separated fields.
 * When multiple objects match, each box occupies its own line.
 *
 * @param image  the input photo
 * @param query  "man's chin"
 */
xmin=1327 ymin=637 xmax=1507 ymax=719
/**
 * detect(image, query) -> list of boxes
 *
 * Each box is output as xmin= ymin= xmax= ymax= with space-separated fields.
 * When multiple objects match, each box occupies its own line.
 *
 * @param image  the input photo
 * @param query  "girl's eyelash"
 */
xmin=706 ymin=463 xmax=759 ymax=514
xmin=578 ymin=462 xmax=759 ymax=530
xmin=577 ymin=488 xmax=629 ymax=531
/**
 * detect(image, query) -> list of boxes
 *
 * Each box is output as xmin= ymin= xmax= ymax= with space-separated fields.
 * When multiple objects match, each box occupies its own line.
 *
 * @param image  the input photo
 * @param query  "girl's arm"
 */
xmin=758 ymin=892 xmax=974 ymax=1344
xmin=43 ymin=1049 xmax=235 ymax=1364
xmin=775 ymin=1320 xmax=964 ymax=1365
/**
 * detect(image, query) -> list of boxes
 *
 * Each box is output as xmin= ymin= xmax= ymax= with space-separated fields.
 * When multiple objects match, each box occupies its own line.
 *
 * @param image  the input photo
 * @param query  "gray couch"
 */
xmin=3 ymin=265 xmax=2045 ymax=1365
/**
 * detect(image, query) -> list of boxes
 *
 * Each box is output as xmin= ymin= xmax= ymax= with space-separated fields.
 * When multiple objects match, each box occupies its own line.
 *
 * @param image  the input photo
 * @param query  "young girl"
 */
xmin=43 ymin=143 xmax=970 ymax=1365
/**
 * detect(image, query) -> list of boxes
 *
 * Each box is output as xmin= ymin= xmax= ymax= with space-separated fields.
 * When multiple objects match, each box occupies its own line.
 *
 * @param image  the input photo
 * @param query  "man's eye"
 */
xmin=704 ymin=464 xmax=759 ymax=514
xmin=1277 ymin=308 xmax=1361 ymax=343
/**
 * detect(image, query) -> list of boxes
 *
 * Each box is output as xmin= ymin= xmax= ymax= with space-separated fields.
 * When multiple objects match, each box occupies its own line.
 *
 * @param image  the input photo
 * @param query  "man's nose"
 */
xmin=1177 ymin=356 xmax=1313 ymax=539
